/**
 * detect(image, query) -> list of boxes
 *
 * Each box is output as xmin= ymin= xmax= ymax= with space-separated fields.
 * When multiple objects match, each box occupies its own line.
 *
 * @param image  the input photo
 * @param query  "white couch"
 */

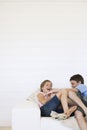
xmin=12 ymin=90 xmax=80 ymax=130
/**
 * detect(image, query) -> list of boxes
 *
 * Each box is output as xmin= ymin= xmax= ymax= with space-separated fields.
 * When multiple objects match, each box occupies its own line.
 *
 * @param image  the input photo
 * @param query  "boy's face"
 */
xmin=42 ymin=82 xmax=52 ymax=93
xmin=70 ymin=80 xmax=81 ymax=88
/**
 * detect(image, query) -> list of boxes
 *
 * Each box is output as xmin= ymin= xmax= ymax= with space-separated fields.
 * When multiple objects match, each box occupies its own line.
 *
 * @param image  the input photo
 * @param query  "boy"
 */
xmin=69 ymin=74 xmax=87 ymax=117
xmin=68 ymin=74 xmax=87 ymax=130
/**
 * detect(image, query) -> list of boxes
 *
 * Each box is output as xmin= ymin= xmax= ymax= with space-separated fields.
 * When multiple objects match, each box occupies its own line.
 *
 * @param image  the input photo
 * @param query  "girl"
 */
xmin=37 ymin=80 xmax=77 ymax=119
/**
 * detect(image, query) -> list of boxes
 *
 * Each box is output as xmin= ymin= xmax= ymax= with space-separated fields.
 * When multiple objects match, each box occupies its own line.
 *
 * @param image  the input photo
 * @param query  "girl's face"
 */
xmin=42 ymin=82 xmax=52 ymax=93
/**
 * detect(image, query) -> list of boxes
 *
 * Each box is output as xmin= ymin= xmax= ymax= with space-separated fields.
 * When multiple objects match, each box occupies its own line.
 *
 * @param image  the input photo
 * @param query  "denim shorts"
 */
xmin=40 ymin=95 xmax=63 ymax=117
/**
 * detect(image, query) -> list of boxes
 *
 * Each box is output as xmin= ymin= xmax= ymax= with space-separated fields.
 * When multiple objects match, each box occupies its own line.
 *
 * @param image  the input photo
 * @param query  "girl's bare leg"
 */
xmin=56 ymin=89 xmax=77 ymax=117
xmin=68 ymin=98 xmax=77 ymax=106
xmin=60 ymin=89 xmax=69 ymax=113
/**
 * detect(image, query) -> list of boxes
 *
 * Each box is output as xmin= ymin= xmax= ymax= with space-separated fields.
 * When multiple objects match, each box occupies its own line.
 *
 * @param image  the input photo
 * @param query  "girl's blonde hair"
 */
xmin=40 ymin=80 xmax=52 ymax=92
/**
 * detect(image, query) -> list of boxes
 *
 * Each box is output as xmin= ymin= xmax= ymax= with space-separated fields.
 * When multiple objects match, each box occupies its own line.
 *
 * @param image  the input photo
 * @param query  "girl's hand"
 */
xmin=46 ymin=90 xmax=53 ymax=95
xmin=45 ymin=89 xmax=60 ymax=95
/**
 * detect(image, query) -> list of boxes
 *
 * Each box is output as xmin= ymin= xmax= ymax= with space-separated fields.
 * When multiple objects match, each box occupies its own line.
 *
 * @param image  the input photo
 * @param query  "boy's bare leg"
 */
xmin=75 ymin=110 xmax=87 ymax=130
xmin=69 ymin=91 xmax=87 ymax=116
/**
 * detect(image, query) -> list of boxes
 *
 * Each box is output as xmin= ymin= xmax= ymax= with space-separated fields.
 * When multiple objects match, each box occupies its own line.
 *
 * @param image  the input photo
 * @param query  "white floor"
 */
xmin=0 ymin=127 xmax=11 ymax=130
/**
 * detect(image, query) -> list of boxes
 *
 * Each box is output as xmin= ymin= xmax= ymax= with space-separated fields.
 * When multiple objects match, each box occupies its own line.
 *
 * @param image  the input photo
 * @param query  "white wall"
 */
xmin=0 ymin=1 xmax=87 ymax=126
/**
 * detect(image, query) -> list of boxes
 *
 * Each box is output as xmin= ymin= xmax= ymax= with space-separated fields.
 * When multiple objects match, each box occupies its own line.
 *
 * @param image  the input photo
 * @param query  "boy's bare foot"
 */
xmin=65 ymin=106 xmax=77 ymax=117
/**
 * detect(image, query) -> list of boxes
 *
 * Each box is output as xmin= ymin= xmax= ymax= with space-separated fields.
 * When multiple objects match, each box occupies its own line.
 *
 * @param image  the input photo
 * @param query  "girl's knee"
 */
xmin=56 ymin=91 xmax=62 ymax=99
xmin=61 ymin=89 xmax=67 ymax=95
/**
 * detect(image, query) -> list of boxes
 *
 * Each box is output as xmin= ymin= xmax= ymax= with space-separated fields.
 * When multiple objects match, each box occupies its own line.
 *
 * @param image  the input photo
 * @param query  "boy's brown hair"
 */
xmin=40 ymin=80 xmax=52 ymax=92
xmin=70 ymin=74 xmax=84 ymax=84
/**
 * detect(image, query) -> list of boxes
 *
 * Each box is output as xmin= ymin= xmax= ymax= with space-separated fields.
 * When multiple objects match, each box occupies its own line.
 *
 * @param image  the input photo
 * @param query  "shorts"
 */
xmin=76 ymin=91 xmax=87 ymax=116
xmin=40 ymin=95 xmax=63 ymax=117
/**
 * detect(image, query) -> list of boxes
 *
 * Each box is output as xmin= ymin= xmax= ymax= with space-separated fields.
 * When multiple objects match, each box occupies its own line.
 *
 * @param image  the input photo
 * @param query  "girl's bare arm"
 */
xmin=46 ymin=88 xmax=60 ymax=95
xmin=37 ymin=93 xmax=51 ymax=105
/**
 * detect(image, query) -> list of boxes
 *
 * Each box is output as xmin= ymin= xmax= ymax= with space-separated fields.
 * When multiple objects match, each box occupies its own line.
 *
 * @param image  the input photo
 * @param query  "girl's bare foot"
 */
xmin=65 ymin=106 xmax=77 ymax=118
xmin=50 ymin=106 xmax=77 ymax=120
xmin=50 ymin=111 xmax=67 ymax=120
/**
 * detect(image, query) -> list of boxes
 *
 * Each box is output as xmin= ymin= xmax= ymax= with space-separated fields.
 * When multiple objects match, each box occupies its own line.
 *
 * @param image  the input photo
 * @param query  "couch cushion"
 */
xmin=41 ymin=117 xmax=80 ymax=130
xmin=26 ymin=89 xmax=40 ymax=104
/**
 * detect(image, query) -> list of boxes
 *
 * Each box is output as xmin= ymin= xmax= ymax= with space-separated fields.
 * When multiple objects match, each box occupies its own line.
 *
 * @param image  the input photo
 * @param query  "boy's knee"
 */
xmin=75 ymin=110 xmax=83 ymax=119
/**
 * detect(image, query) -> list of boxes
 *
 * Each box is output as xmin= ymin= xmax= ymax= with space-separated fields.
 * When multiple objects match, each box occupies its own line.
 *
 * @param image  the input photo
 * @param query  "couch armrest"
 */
xmin=12 ymin=100 xmax=41 ymax=130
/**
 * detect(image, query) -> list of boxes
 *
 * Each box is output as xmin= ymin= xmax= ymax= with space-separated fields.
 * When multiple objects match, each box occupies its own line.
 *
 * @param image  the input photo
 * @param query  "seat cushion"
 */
xmin=41 ymin=117 xmax=80 ymax=130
